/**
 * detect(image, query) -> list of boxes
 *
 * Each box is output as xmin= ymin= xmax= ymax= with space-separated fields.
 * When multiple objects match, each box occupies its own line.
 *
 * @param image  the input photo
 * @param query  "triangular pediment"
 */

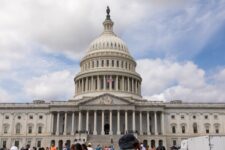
xmin=78 ymin=93 xmax=134 ymax=106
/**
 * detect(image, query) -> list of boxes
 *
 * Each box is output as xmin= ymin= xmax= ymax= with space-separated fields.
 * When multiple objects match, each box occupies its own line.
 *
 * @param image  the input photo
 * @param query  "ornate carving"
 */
xmin=98 ymin=96 xmax=113 ymax=105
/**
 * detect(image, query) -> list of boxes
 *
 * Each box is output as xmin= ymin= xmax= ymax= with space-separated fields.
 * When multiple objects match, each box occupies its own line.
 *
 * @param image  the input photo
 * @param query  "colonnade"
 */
xmin=51 ymin=110 xmax=165 ymax=136
xmin=75 ymin=75 xmax=141 ymax=95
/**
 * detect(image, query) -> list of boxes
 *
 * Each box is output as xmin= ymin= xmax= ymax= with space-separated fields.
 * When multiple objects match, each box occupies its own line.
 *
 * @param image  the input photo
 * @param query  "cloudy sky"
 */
xmin=0 ymin=0 xmax=225 ymax=103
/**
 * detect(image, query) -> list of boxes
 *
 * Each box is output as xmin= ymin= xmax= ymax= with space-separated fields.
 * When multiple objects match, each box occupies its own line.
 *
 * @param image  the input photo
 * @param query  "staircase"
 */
xmin=87 ymin=135 xmax=122 ymax=149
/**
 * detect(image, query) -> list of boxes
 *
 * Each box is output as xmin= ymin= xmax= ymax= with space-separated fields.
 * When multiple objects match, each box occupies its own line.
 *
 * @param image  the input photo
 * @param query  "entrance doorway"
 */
xmin=58 ymin=140 xmax=63 ymax=150
xmin=104 ymin=123 xmax=110 ymax=134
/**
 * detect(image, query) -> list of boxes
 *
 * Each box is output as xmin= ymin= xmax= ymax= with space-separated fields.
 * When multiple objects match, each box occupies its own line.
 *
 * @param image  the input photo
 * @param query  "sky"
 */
xmin=0 ymin=0 xmax=225 ymax=103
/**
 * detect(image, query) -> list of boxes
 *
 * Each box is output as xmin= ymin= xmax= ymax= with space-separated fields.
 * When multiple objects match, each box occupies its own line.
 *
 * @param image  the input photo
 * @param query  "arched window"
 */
xmin=193 ymin=123 xmax=198 ymax=133
xmin=16 ymin=123 xmax=21 ymax=134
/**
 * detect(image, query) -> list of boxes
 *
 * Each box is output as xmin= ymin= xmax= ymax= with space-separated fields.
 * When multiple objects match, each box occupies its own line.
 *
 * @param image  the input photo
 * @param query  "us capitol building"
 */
xmin=1 ymin=7 xmax=225 ymax=150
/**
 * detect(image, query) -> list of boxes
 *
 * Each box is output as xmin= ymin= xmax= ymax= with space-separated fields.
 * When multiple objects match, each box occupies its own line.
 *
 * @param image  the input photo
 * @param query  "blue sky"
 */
xmin=0 ymin=0 xmax=225 ymax=102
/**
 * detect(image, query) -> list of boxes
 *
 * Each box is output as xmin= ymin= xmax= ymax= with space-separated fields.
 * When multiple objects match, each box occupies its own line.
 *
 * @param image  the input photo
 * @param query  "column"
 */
xmin=101 ymin=110 xmax=105 ymax=135
xmin=122 ymin=76 xmax=124 ymax=91
xmin=154 ymin=111 xmax=158 ymax=135
xmin=116 ymin=76 xmax=118 ymax=91
xmin=139 ymin=111 xmax=143 ymax=135
xmin=132 ymin=110 xmax=136 ymax=132
xmin=56 ymin=112 xmax=60 ymax=135
xmin=78 ymin=111 xmax=82 ymax=132
xmin=117 ymin=110 xmax=120 ymax=135
xmin=147 ymin=112 xmax=150 ymax=135
xmin=109 ymin=110 xmax=113 ymax=135
xmin=97 ymin=76 xmax=100 ymax=90
xmin=86 ymin=111 xmax=89 ymax=133
xmin=132 ymin=78 xmax=134 ymax=93
xmin=50 ymin=113 xmax=54 ymax=134
xmin=103 ymin=75 xmax=106 ymax=90
xmin=93 ymin=111 xmax=97 ymax=135
xmin=82 ymin=78 xmax=84 ymax=92
xmin=127 ymin=77 xmax=130 ymax=92
xmin=63 ymin=112 xmax=67 ymax=135
xmin=109 ymin=75 xmax=112 ymax=90
xmin=125 ymin=111 xmax=128 ymax=133
xmin=91 ymin=77 xmax=93 ymax=91
xmin=71 ymin=112 xmax=75 ymax=135
xmin=85 ymin=77 xmax=88 ymax=91
xmin=161 ymin=112 xmax=165 ymax=135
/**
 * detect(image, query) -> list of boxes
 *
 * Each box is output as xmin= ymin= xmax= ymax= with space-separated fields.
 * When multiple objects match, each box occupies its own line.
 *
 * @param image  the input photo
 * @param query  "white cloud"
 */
xmin=0 ymin=88 xmax=14 ymax=102
xmin=24 ymin=70 xmax=74 ymax=101
xmin=137 ymin=59 xmax=225 ymax=102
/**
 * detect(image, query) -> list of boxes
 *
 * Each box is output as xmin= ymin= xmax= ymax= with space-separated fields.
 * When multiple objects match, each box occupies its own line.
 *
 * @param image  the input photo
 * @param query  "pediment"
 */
xmin=78 ymin=94 xmax=133 ymax=106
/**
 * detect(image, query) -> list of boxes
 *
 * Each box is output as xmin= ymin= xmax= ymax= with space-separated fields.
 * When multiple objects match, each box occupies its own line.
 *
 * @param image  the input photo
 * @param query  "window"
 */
xmin=112 ymin=60 xmax=114 ymax=67
xmin=16 ymin=123 xmax=21 ymax=134
xmin=5 ymin=116 xmax=9 ymax=119
xmin=37 ymin=141 xmax=41 ymax=147
xmin=3 ymin=124 xmax=8 ymax=134
xmin=39 ymin=115 xmax=43 ymax=119
xmin=18 ymin=116 xmax=21 ymax=119
xmin=15 ymin=141 xmax=19 ymax=148
xmin=29 ymin=115 xmax=33 ymax=119
xmin=181 ymin=115 xmax=184 ymax=119
xmin=206 ymin=129 xmax=209 ymax=133
xmin=116 ymin=61 xmax=119 ymax=67
xmin=106 ymin=60 xmax=109 ymax=67
xmin=171 ymin=115 xmax=175 ymax=119
xmin=193 ymin=115 xmax=196 ymax=119
xmin=216 ymin=129 xmax=219 ymax=134
xmin=102 ymin=60 xmax=104 ymax=67
xmin=28 ymin=126 xmax=32 ymax=134
xmin=205 ymin=115 xmax=208 ymax=119
xmin=193 ymin=123 xmax=198 ymax=133
xmin=182 ymin=126 xmax=185 ymax=134
xmin=172 ymin=126 xmax=176 ymax=133
xmin=3 ymin=141 xmax=6 ymax=147
xmin=173 ymin=140 xmax=176 ymax=146
xmin=38 ymin=126 xmax=42 ymax=134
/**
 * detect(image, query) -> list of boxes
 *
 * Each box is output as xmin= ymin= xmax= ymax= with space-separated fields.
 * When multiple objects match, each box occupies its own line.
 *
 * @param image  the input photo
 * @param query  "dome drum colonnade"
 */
xmin=74 ymin=7 xmax=142 ymax=99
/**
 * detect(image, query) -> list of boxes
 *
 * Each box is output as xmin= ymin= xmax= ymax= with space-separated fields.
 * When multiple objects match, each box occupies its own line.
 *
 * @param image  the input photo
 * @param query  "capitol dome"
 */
xmin=74 ymin=7 xmax=142 ymax=100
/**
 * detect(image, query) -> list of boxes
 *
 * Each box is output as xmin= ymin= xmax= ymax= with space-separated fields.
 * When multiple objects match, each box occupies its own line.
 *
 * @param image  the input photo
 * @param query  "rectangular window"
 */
xmin=172 ymin=126 xmax=176 ymax=133
xmin=3 ymin=141 xmax=7 ymax=147
xmin=28 ymin=126 xmax=32 ymax=134
xmin=205 ymin=115 xmax=208 ymax=119
xmin=5 ymin=116 xmax=9 ymax=119
xmin=173 ymin=140 xmax=176 ymax=146
xmin=206 ymin=129 xmax=209 ymax=133
xmin=38 ymin=126 xmax=42 ymax=134
xmin=37 ymin=141 xmax=41 ymax=147
xmin=182 ymin=126 xmax=185 ymax=134
xmin=15 ymin=141 xmax=19 ymax=148
xmin=181 ymin=115 xmax=184 ymax=119
xmin=171 ymin=115 xmax=175 ymax=119
xmin=29 ymin=115 xmax=33 ymax=119
xmin=216 ymin=129 xmax=219 ymax=134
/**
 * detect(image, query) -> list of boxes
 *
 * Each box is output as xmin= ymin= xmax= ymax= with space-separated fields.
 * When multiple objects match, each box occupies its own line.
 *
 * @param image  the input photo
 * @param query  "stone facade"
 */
xmin=0 ymin=7 xmax=225 ymax=150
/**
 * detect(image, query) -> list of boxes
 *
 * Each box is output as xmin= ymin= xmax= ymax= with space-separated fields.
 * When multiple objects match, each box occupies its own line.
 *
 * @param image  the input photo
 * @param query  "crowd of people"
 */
xmin=1 ymin=134 xmax=167 ymax=150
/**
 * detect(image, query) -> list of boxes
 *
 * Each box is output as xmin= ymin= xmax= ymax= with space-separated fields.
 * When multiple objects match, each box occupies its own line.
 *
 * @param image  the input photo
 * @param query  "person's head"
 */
xmin=81 ymin=144 xmax=87 ymax=150
xmin=87 ymin=143 xmax=91 ymax=148
xmin=51 ymin=144 xmax=55 ymax=147
xmin=10 ymin=146 xmax=18 ymax=150
xmin=159 ymin=140 xmax=163 ymax=146
xmin=118 ymin=134 xmax=139 ymax=150
xmin=71 ymin=144 xmax=82 ymax=150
